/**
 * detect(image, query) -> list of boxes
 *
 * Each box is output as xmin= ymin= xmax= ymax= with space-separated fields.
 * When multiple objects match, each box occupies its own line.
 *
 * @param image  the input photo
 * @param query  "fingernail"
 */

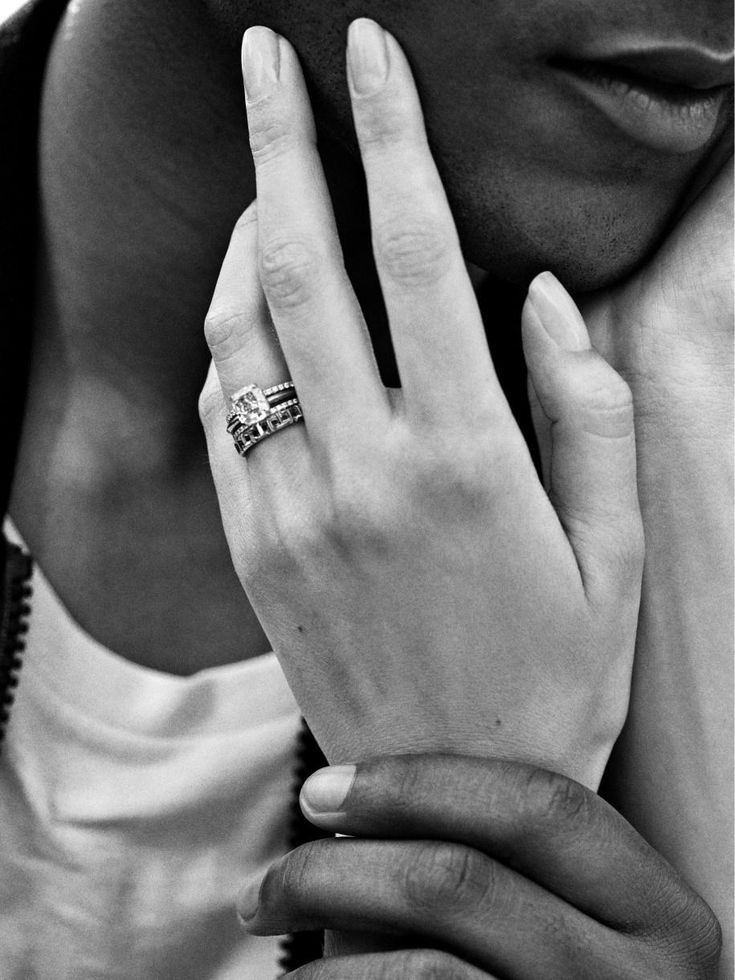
xmin=242 ymin=27 xmax=281 ymax=102
xmin=347 ymin=19 xmax=389 ymax=95
xmin=528 ymin=272 xmax=589 ymax=352
xmin=300 ymin=765 xmax=357 ymax=817
xmin=236 ymin=875 xmax=262 ymax=923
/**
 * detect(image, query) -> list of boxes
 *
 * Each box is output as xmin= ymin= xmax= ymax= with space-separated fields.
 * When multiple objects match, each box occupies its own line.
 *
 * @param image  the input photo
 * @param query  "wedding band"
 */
xmin=232 ymin=400 xmax=304 ymax=456
xmin=226 ymin=382 xmax=303 ymax=456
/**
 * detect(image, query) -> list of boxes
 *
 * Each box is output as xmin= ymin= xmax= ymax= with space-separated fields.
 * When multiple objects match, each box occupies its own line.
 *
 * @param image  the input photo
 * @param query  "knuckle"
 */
xmin=693 ymin=908 xmax=724 ymax=972
xmin=537 ymin=906 xmax=578 ymax=957
xmin=203 ymin=307 xmax=246 ymax=355
xmin=357 ymin=96 xmax=418 ymax=146
xmin=324 ymin=504 xmax=388 ymax=560
xmin=233 ymin=203 xmax=257 ymax=232
xmin=366 ymin=755 xmax=434 ymax=816
xmin=235 ymin=504 xmax=313 ymax=596
xmin=247 ymin=112 xmax=301 ymax=165
xmin=393 ymin=950 xmax=469 ymax=980
xmin=275 ymin=841 xmax=322 ymax=903
xmin=400 ymin=842 xmax=491 ymax=917
xmin=259 ymin=237 xmax=320 ymax=310
xmin=661 ymin=890 xmax=723 ymax=974
xmin=260 ymin=505 xmax=319 ymax=573
xmin=373 ymin=214 xmax=452 ymax=286
xmin=575 ymin=359 xmax=635 ymax=438
xmin=197 ymin=378 xmax=224 ymax=429
xmin=571 ymin=510 xmax=645 ymax=602
xmin=519 ymin=766 xmax=594 ymax=830
xmin=409 ymin=453 xmax=485 ymax=513
xmin=402 ymin=432 xmax=516 ymax=517
xmin=556 ymin=503 xmax=644 ymax=597
xmin=321 ymin=474 xmax=396 ymax=558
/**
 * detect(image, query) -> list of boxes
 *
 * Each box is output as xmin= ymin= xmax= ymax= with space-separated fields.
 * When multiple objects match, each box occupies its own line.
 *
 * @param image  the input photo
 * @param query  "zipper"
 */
xmin=0 ymin=540 xmax=33 ymax=748
xmin=278 ymin=718 xmax=328 ymax=975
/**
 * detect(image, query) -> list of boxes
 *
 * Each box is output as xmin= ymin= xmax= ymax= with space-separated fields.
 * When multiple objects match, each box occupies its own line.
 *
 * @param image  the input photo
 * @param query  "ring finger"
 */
xmin=243 ymin=27 xmax=389 ymax=440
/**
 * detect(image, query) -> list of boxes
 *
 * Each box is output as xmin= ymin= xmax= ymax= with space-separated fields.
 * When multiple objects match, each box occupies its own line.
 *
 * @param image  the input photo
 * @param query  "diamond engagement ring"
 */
xmin=226 ymin=382 xmax=303 ymax=456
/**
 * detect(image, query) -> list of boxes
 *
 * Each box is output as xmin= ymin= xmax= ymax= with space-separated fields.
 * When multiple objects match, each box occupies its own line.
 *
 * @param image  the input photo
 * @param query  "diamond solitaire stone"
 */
xmin=230 ymin=384 xmax=270 ymax=426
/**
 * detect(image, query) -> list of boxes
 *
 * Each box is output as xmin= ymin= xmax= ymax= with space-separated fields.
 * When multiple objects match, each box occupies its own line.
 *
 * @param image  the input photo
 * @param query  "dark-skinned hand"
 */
xmin=237 ymin=754 xmax=722 ymax=979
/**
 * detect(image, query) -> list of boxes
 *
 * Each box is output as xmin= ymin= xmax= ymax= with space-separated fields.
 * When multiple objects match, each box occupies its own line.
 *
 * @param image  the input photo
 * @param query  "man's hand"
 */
xmin=237 ymin=754 xmax=723 ymax=979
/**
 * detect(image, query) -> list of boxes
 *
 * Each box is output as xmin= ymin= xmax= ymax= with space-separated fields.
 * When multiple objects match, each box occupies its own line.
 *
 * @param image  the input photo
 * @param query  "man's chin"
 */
xmin=460 ymin=213 xmax=665 ymax=296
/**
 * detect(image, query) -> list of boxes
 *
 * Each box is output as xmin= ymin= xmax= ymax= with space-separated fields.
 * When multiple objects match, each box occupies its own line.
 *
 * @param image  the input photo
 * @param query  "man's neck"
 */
xmin=31 ymin=0 xmax=256 ymax=467
xmin=8 ymin=0 xmax=283 ymax=672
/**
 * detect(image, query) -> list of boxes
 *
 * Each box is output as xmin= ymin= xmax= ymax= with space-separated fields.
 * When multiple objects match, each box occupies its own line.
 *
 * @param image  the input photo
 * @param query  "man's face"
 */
xmin=208 ymin=0 xmax=733 ymax=290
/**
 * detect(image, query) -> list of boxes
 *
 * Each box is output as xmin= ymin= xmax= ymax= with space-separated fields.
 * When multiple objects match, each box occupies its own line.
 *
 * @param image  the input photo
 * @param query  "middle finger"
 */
xmin=348 ymin=20 xmax=510 ymax=429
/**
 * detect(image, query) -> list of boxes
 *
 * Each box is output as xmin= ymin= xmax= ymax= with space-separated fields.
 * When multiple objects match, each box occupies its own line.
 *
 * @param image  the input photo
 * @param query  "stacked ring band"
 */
xmin=226 ymin=382 xmax=303 ymax=456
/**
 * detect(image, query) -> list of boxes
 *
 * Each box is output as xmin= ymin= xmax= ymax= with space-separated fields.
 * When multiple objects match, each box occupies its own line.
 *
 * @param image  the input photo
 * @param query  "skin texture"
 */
xmin=10 ymin=0 xmax=731 ymax=672
xmin=199 ymin=28 xmax=644 ymax=787
xmin=5 ymin=0 xmax=731 ymax=973
xmin=238 ymin=755 xmax=723 ymax=978
xmin=583 ymin=159 xmax=734 ymax=977
xmin=199 ymin=26 xmax=731 ymax=970
xmin=205 ymin=0 xmax=733 ymax=288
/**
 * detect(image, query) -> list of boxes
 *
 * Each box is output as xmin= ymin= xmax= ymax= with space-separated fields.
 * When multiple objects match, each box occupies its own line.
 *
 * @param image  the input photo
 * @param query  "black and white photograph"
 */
xmin=0 ymin=0 xmax=732 ymax=976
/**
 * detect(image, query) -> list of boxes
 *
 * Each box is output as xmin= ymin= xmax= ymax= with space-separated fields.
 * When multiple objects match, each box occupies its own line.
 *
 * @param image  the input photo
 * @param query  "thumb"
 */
xmin=521 ymin=272 xmax=643 ymax=601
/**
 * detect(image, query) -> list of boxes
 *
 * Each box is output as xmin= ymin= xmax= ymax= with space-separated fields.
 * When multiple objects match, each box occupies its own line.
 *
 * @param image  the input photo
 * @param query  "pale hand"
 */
xmin=199 ymin=20 xmax=645 ymax=788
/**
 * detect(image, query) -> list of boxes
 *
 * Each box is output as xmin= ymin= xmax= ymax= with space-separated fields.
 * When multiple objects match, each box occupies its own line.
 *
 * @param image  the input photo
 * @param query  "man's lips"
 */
xmin=550 ymin=45 xmax=732 ymax=155
xmin=571 ymin=46 xmax=734 ymax=90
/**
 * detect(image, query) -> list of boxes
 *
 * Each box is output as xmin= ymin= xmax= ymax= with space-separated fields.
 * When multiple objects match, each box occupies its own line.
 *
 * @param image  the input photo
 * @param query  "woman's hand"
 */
xmin=237 ymin=754 xmax=723 ymax=979
xmin=199 ymin=20 xmax=644 ymax=786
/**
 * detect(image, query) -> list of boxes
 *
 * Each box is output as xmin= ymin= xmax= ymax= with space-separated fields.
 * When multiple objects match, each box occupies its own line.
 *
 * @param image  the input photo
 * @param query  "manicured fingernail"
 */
xmin=236 ymin=875 xmax=263 ymax=924
xmin=300 ymin=765 xmax=357 ymax=818
xmin=529 ymin=272 xmax=589 ymax=352
xmin=242 ymin=27 xmax=281 ymax=102
xmin=347 ymin=19 xmax=389 ymax=95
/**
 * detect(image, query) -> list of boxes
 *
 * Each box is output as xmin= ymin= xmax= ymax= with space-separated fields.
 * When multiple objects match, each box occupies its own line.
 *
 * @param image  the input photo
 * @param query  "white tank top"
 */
xmin=0 ymin=520 xmax=301 ymax=979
